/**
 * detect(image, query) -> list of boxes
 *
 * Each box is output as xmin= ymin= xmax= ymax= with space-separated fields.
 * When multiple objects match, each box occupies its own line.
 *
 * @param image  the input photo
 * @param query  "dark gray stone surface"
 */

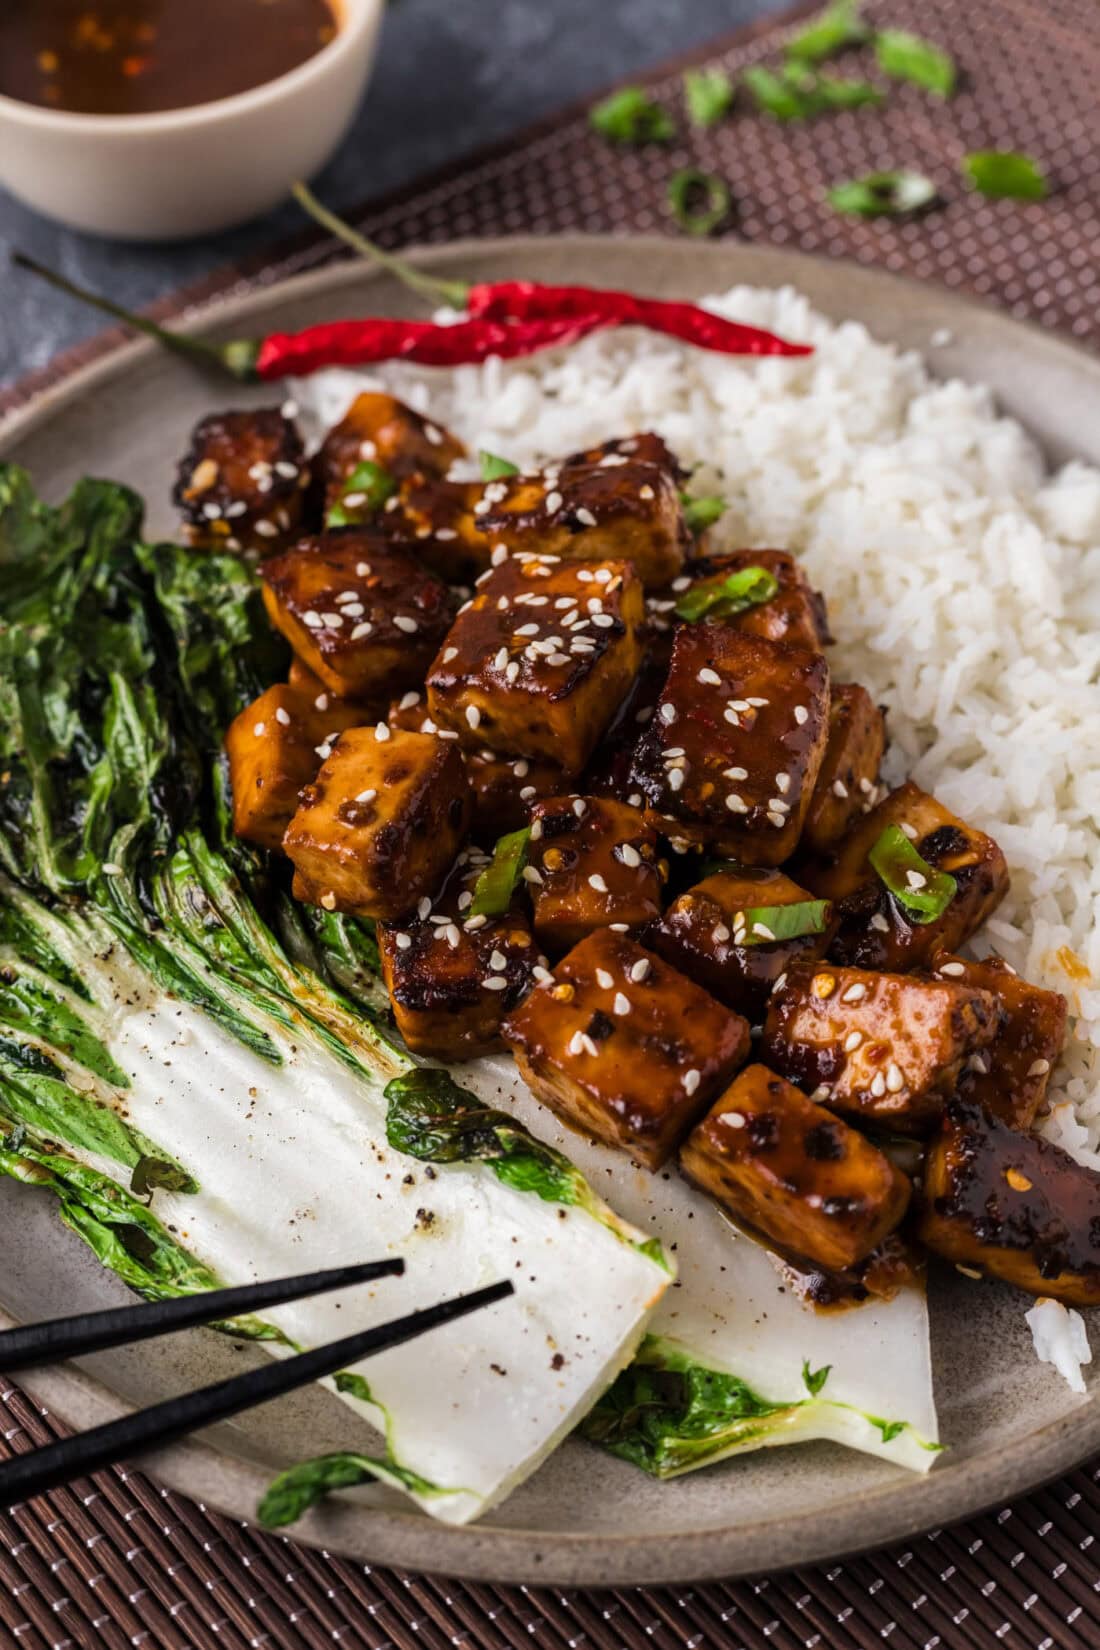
xmin=0 ymin=0 xmax=785 ymax=388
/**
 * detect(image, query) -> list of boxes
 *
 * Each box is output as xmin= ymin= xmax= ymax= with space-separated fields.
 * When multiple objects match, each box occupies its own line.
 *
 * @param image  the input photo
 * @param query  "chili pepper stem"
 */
xmin=10 ymin=252 xmax=259 ymax=381
xmin=290 ymin=182 xmax=471 ymax=312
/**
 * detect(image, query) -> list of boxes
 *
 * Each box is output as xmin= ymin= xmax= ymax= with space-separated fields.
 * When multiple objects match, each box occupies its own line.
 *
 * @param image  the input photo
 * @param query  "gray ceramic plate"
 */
xmin=1 ymin=237 xmax=1098 ymax=1586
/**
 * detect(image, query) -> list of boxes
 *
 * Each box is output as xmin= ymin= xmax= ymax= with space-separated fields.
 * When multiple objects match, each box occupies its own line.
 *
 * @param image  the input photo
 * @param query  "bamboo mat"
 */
xmin=2 ymin=0 xmax=1100 ymax=1644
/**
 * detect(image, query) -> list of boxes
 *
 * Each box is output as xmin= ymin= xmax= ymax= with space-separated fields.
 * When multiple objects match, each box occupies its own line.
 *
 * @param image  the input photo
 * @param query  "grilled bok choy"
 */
xmin=0 ymin=467 xmax=671 ymax=1525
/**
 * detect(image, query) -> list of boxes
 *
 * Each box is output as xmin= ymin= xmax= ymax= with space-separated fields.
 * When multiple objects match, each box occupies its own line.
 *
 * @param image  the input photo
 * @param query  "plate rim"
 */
xmin=2 ymin=233 xmax=1099 ymax=1585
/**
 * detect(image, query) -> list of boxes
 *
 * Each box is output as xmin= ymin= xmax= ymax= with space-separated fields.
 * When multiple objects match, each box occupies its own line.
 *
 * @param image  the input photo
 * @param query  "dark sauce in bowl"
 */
xmin=0 ymin=0 xmax=339 ymax=116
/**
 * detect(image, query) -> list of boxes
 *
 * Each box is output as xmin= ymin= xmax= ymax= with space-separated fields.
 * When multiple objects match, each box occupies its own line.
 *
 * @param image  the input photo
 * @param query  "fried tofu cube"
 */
xmin=224 ymin=685 xmax=366 ymax=853
xmin=930 ymin=952 xmax=1067 ymax=1130
xmin=426 ymin=556 xmax=644 ymax=771
xmin=763 ymin=963 xmax=999 ymax=1134
xmin=799 ymin=782 xmax=1010 ymax=972
xmin=629 ymin=625 xmax=830 ymax=865
xmin=261 ymin=533 xmax=454 ymax=701
xmin=680 ymin=1064 xmax=912 ymax=1272
xmin=919 ymin=1097 xmax=1100 ymax=1306
xmin=561 ymin=431 xmax=685 ymax=482
xmin=477 ymin=461 xmax=688 ymax=588
xmin=378 ymin=853 xmax=540 ymax=1059
xmin=647 ymin=550 xmax=831 ymax=668
xmin=385 ymin=476 xmax=493 ymax=584
xmin=648 ymin=866 xmax=832 ymax=1021
xmin=502 ymin=930 xmax=750 ymax=1169
xmin=314 ymin=392 xmax=464 ymax=507
xmin=172 ymin=407 xmax=308 ymax=555
xmin=284 ymin=725 xmax=470 ymax=921
xmin=526 ymin=796 xmax=663 ymax=953
xmin=801 ymin=684 xmax=886 ymax=855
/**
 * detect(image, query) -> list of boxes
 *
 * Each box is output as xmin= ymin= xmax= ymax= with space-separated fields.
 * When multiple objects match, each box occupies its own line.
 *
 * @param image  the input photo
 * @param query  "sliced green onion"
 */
xmin=684 ymin=67 xmax=735 ymax=129
xmin=743 ymin=63 xmax=882 ymax=120
xmin=735 ymin=900 xmax=831 ymax=945
xmin=479 ymin=450 xmax=520 ymax=481
xmin=785 ymin=0 xmax=869 ymax=62
xmin=590 ymin=87 xmax=675 ymax=145
xmin=674 ymin=564 xmax=779 ymax=622
xmin=874 ymin=29 xmax=956 ymax=98
xmin=326 ymin=460 xmax=396 ymax=526
xmin=869 ymin=825 xmax=956 ymax=924
xmin=962 ymin=151 xmax=1047 ymax=201
xmin=470 ymin=827 xmax=531 ymax=918
xmin=680 ymin=493 xmax=727 ymax=535
xmin=668 ymin=169 xmax=732 ymax=238
xmin=827 ymin=170 xmax=938 ymax=216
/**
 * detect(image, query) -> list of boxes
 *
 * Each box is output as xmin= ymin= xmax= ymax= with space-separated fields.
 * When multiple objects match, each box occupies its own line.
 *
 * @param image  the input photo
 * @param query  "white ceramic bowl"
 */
xmin=0 ymin=0 xmax=385 ymax=241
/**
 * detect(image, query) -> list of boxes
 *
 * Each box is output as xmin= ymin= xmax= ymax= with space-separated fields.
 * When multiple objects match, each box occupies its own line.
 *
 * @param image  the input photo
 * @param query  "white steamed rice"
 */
xmin=292 ymin=283 xmax=1100 ymax=1389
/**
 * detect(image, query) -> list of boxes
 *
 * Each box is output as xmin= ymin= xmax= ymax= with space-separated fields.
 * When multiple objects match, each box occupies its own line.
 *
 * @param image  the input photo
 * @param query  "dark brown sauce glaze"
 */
xmin=0 ymin=0 xmax=337 ymax=115
xmin=774 ymin=1230 xmax=924 ymax=1313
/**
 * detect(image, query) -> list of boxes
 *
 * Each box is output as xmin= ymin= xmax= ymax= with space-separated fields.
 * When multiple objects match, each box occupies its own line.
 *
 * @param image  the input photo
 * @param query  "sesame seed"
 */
xmin=424 ymin=423 xmax=443 ymax=445
xmin=746 ymin=697 xmax=769 ymax=708
xmin=775 ymin=773 xmax=791 ymax=794
xmin=436 ymin=527 xmax=457 ymax=541
xmin=596 ymin=968 xmax=615 ymax=989
xmin=302 ymin=611 xmax=324 ymax=629
xmin=444 ymin=924 xmax=461 ymax=949
xmin=870 ymin=1071 xmax=887 ymax=1098
xmin=513 ymin=759 xmax=529 ymax=777
xmin=723 ymin=709 xmax=741 ymax=726
xmin=588 ymin=874 xmax=609 ymax=893
xmin=1028 ymin=1058 xmax=1051 ymax=1077
xmin=101 ymin=862 xmax=123 ymax=876
xmin=712 ymin=924 xmax=730 ymax=943
xmin=938 ymin=960 xmax=966 ymax=977
xmin=342 ymin=492 xmax=367 ymax=509
xmin=683 ymin=1069 xmax=701 ymax=1096
xmin=533 ymin=965 xmax=554 ymax=984
xmin=529 ymin=820 xmax=543 ymax=841
xmin=753 ymin=923 xmax=777 ymax=941
xmin=225 ymin=500 xmax=248 ymax=518
xmin=522 ymin=865 xmax=544 ymax=885
xmin=270 ymin=706 xmax=290 ymax=728
xmin=793 ymin=705 xmax=809 ymax=725
xmin=591 ymin=613 xmax=615 ymax=628
xmin=723 ymin=766 xmax=748 ymax=781
xmin=900 ymin=821 xmax=919 ymax=840
xmin=491 ymin=544 xmax=509 ymax=566
xmin=253 ymin=721 xmax=266 ymax=736
xmin=668 ymin=768 xmax=685 ymax=792
xmin=859 ymin=777 xmax=874 ymax=795
xmin=274 ymin=461 xmax=299 ymax=480
xmin=843 ymin=1031 xmax=863 ymax=1052
xmin=810 ymin=1085 xmax=831 ymax=1102
xmin=393 ymin=615 xmax=419 ymax=634
xmin=320 ymin=891 xmax=337 ymax=911
xmin=772 ymin=972 xmax=787 ymax=993
xmin=483 ymin=975 xmax=508 ymax=990
xmin=350 ymin=622 xmax=373 ymax=640
xmin=612 ymin=992 xmax=632 ymax=1016
xmin=841 ymin=983 xmax=867 ymax=1002
xmin=321 ymin=611 xmax=344 ymax=627
xmin=395 ymin=932 xmax=412 ymax=950
xmin=886 ymin=1062 xmax=905 ymax=1092
xmin=356 ymin=788 xmax=377 ymax=804
xmin=548 ymin=652 xmax=570 ymax=666
xmin=610 ymin=922 xmax=630 ymax=932
xmin=417 ymin=896 xmax=432 ymax=920
xmin=202 ymin=502 xmax=222 ymax=520
xmin=515 ymin=623 xmax=539 ymax=637
xmin=464 ymin=914 xmax=488 ymax=931
xmin=906 ymin=870 xmax=927 ymax=890
xmin=520 ymin=784 xmax=536 ymax=800
xmin=659 ymin=703 xmax=677 ymax=724
xmin=698 ymin=668 xmax=722 ymax=686
xmin=630 ymin=959 xmax=651 ymax=983
xmin=545 ymin=490 xmax=563 ymax=513
xmin=315 ymin=694 xmax=329 ymax=710
xmin=620 ymin=843 xmax=641 ymax=868
xmin=573 ymin=799 xmax=588 ymax=817
xmin=399 ymin=691 xmax=421 ymax=711
xmin=726 ymin=793 xmax=748 ymax=813
xmin=575 ymin=507 xmax=597 ymax=527
xmin=342 ymin=602 xmax=366 ymax=619
xmin=374 ymin=722 xmax=390 ymax=742
xmin=639 ymin=484 xmax=655 ymax=501
xmin=768 ymin=798 xmax=790 ymax=813
xmin=729 ymin=700 xmax=751 ymax=713
xmin=568 ymin=1032 xmax=585 ymax=1057
xmin=870 ymin=912 xmax=890 ymax=932
xmin=466 ymin=705 xmax=481 ymax=729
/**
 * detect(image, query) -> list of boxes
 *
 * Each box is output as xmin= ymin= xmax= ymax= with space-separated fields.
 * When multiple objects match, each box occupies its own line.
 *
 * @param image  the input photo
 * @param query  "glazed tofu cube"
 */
xmin=284 ymin=726 xmax=470 ymax=921
xmin=582 ymin=656 xmax=669 ymax=804
xmin=800 ymin=684 xmax=887 ymax=855
xmin=426 ymin=556 xmax=644 ymax=771
xmin=930 ymin=952 xmax=1067 ymax=1130
xmin=314 ymin=392 xmax=464 ymax=507
xmin=561 ymin=431 xmax=685 ymax=482
xmin=466 ymin=750 xmax=571 ymax=841
xmin=680 ymin=1065 xmax=911 ymax=1272
xmin=386 ymin=476 xmax=494 ymax=584
xmin=629 ymin=625 xmax=830 ymax=865
xmin=763 ymin=963 xmax=999 ymax=1134
xmin=172 ymin=407 xmax=308 ymax=555
xmin=477 ymin=460 xmax=688 ymax=587
xmin=799 ymin=782 xmax=1010 ymax=972
xmin=261 ymin=533 xmax=454 ymax=701
xmin=224 ymin=685 xmax=366 ymax=853
xmin=919 ymin=1097 xmax=1100 ymax=1306
xmin=502 ymin=930 xmax=750 ymax=1169
xmin=526 ymin=796 xmax=663 ymax=953
xmin=377 ymin=853 xmax=540 ymax=1059
xmin=648 ymin=866 xmax=833 ymax=1021
xmin=648 ymin=550 xmax=831 ymax=667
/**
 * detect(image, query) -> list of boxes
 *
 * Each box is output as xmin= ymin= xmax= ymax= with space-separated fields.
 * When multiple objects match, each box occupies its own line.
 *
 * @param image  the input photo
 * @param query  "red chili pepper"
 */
xmin=254 ymin=310 xmax=611 ymax=378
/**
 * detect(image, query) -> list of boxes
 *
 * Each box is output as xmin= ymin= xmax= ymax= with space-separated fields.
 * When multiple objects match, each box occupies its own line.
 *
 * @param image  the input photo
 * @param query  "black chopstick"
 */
xmin=0 ymin=1279 xmax=513 ymax=1507
xmin=0 ymin=1258 xmax=405 ymax=1371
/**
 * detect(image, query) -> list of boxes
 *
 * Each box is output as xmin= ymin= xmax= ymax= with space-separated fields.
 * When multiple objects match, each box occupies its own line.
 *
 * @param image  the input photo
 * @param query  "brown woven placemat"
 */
xmin=3 ymin=0 xmax=1100 ymax=1643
